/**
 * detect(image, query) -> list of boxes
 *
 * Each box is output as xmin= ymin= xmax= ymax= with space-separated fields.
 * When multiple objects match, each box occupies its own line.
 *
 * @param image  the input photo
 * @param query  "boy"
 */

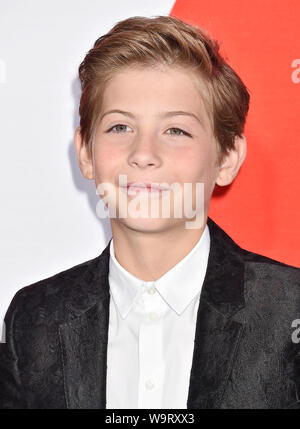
xmin=0 ymin=15 xmax=299 ymax=409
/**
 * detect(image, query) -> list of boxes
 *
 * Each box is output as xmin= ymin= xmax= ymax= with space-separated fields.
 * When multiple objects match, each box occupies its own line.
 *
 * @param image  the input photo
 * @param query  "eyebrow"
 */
xmin=100 ymin=109 xmax=205 ymax=128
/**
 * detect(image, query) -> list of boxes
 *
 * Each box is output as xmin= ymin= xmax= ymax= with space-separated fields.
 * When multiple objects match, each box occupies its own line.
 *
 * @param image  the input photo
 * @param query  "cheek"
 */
xmin=174 ymin=146 xmax=218 ymax=204
xmin=93 ymin=143 xmax=122 ymax=178
xmin=174 ymin=146 xmax=214 ymax=181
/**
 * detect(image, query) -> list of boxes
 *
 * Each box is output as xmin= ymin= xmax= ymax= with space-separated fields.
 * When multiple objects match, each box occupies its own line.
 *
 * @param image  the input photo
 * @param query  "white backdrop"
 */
xmin=0 ymin=0 xmax=175 ymax=339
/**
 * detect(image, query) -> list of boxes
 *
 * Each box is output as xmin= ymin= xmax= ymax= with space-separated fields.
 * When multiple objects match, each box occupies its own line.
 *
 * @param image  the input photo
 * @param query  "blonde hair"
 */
xmin=78 ymin=15 xmax=250 ymax=165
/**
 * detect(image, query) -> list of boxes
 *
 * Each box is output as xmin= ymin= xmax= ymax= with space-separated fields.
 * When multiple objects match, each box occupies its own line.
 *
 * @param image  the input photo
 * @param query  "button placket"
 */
xmin=138 ymin=293 xmax=165 ymax=408
xmin=138 ymin=322 xmax=164 ymax=408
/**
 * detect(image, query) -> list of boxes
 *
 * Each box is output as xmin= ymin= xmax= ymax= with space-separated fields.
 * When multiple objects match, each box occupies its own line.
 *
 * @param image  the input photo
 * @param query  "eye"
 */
xmin=107 ymin=124 xmax=132 ymax=133
xmin=166 ymin=127 xmax=191 ymax=137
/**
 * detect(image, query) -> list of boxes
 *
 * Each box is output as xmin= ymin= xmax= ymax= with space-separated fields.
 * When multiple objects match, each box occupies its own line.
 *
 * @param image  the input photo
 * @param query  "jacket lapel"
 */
xmin=187 ymin=217 xmax=246 ymax=408
xmin=58 ymin=243 xmax=111 ymax=409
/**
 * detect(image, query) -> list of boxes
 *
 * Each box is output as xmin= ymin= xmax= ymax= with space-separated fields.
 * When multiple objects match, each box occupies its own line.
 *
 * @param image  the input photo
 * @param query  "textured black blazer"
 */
xmin=0 ymin=217 xmax=300 ymax=409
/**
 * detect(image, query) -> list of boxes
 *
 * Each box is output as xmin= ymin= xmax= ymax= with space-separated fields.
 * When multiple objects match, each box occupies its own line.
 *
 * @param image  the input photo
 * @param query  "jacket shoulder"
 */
xmin=13 ymin=255 xmax=98 ymax=300
xmin=3 ymin=247 xmax=109 ymax=326
xmin=240 ymin=247 xmax=300 ymax=271
xmin=207 ymin=217 xmax=300 ymax=288
xmin=240 ymin=248 xmax=300 ymax=296
xmin=208 ymin=215 xmax=299 ymax=270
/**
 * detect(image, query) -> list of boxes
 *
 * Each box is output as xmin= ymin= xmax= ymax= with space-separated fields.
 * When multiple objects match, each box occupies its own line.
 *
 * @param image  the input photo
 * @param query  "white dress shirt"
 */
xmin=106 ymin=224 xmax=210 ymax=409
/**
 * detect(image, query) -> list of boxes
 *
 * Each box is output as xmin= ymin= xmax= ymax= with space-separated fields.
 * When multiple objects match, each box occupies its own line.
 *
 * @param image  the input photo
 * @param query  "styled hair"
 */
xmin=78 ymin=15 xmax=250 ymax=165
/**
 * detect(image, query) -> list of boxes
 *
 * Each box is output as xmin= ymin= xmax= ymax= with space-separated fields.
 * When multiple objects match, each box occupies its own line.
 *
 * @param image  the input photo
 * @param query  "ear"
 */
xmin=216 ymin=134 xmax=247 ymax=186
xmin=74 ymin=126 xmax=94 ymax=180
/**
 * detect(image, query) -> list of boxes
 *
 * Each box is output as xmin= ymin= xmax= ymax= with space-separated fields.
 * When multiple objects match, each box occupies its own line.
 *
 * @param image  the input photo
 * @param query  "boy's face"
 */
xmin=75 ymin=65 xmax=245 ymax=234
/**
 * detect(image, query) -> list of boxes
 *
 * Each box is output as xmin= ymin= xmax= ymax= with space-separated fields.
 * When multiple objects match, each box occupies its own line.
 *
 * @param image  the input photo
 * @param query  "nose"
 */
xmin=127 ymin=132 xmax=162 ymax=169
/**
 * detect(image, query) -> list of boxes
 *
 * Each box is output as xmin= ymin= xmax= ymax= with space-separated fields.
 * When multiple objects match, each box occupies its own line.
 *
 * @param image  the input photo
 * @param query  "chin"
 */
xmin=116 ymin=216 xmax=181 ymax=234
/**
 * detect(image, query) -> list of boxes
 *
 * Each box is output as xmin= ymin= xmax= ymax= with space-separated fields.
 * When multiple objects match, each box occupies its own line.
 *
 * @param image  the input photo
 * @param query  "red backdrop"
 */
xmin=170 ymin=0 xmax=300 ymax=267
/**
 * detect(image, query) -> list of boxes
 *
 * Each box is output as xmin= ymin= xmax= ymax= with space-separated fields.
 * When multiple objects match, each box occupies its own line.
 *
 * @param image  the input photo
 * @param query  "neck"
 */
xmin=110 ymin=217 xmax=208 ymax=281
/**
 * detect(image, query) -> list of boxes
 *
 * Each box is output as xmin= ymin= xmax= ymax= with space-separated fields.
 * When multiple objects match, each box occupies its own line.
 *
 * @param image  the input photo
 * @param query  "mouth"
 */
xmin=120 ymin=182 xmax=170 ymax=194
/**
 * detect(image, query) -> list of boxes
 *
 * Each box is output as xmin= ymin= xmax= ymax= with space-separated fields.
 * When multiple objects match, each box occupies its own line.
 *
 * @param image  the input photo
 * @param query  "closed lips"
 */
xmin=124 ymin=182 xmax=170 ymax=191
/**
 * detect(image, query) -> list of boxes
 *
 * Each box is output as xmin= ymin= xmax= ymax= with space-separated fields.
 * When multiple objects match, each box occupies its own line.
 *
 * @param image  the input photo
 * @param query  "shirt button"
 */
xmin=148 ymin=312 xmax=159 ymax=321
xmin=145 ymin=379 xmax=155 ymax=390
xmin=147 ymin=285 xmax=156 ymax=295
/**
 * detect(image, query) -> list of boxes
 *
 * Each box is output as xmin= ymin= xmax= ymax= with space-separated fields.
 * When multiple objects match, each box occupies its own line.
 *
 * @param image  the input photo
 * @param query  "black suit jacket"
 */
xmin=1 ymin=217 xmax=300 ymax=409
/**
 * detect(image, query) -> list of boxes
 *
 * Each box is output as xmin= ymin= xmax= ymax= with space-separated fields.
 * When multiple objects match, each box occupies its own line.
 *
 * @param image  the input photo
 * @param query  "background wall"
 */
xmin=171 ymin=0 xmax=300 ymax=267
xmin=1 ymin=0 xmax=299 ymax=338
xmin=0 ymin=0 xmax=175 ymax=337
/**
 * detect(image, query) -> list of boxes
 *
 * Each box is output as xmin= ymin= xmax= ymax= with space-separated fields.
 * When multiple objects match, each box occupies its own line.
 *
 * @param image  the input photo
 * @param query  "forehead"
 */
xmin=100 ymin=64 xmax=211 ymax=123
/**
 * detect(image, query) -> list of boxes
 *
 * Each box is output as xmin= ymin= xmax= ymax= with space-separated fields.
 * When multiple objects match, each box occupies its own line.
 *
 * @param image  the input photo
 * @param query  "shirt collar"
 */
xmin=109 ymin=224 xmax=210 ymax=318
